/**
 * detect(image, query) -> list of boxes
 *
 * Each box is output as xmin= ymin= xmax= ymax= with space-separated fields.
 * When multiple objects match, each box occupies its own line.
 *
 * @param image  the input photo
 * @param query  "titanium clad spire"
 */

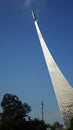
xmin=32 ymin=12 xmax=73 ymax=127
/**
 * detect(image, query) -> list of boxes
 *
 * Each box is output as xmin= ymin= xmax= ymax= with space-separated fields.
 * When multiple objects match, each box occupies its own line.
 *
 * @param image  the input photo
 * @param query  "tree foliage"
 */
xmin=0 ymin=93 xmax=31 ymax=129
xmin=1 ymin=93 xmax=31 ymax=120
xmin=68 ymin=117 xmax=73 ymax=130
xmin=51 ymin=121 xmax=63 ymax=130
xmin=27 ymin=118 xmax=48 ymax=130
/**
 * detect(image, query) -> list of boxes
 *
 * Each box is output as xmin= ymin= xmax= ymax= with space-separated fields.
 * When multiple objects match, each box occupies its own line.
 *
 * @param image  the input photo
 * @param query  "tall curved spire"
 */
xmin=32 ymin=11 xmax=73 ymax=127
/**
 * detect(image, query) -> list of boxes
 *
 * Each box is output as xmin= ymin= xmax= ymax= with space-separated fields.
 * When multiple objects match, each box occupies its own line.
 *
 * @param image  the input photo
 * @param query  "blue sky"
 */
xmin=0 ymin=0 xmax=73 ymax=125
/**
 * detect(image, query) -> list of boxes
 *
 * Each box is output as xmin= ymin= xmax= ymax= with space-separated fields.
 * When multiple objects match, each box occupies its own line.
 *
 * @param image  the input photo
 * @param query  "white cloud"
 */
xmin=24 ymin=0 xmax=32 ymax=8
xmin=14 ymin=0 xmax=35 ymax=10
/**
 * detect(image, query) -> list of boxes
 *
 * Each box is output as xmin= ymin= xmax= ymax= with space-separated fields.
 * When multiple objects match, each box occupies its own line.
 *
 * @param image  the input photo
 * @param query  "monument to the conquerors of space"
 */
xmin=32 ymin=11 xmax=73 ymax=127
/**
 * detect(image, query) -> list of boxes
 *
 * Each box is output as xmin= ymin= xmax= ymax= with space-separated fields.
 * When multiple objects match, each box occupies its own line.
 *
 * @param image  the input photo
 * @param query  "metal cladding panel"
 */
xmin=34 ymin=20 xmax=73 ymax=127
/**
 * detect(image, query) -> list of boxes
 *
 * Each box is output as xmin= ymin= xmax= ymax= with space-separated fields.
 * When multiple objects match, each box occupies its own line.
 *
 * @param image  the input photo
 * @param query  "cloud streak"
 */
xmin=24 ymin=0 xmax=33 ymax=8
xmin=12 ymin=0 xmax=36 ymax=10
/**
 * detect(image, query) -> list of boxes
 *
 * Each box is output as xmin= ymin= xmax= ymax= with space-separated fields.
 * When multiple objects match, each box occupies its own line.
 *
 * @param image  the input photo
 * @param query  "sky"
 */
xmin=0 ymin=0 xmax=73 ymax=125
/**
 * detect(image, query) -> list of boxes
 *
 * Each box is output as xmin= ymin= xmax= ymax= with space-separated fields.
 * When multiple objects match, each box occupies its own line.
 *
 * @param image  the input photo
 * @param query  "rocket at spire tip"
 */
xmin=32 ymin=10 xmax=36 ymax=21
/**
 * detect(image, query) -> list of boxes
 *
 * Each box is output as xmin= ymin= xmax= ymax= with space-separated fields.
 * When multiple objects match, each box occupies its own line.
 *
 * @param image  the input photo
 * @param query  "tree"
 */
xmin=27 ymin=118 xmax=48 ymax=130
xmin=0 ymin=93 xmax=31 ymax=129
xmin=68 ymin=117 xmax=73 ymax=130
xmin=51 ymin=121 xmax=63 ymax=130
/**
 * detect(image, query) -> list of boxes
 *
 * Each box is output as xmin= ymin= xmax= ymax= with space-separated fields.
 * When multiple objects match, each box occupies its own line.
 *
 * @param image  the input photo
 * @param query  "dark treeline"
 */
xmin=0 ymin=93 xmax=73 ymax=130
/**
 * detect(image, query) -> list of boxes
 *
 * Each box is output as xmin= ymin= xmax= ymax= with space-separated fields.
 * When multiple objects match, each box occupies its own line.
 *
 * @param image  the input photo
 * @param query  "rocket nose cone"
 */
xmin=32 ymin=10 xmax=36 ymax=21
